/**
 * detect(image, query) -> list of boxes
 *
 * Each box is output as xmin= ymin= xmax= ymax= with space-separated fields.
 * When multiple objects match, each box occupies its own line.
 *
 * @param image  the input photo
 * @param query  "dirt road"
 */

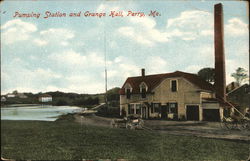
xmin=74 ymin=114 xmax=249 ymax=141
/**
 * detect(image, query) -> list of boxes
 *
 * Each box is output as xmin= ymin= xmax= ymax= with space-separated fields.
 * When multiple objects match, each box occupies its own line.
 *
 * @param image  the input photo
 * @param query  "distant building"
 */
xmin=227 ymin=84 xmax=250 ymax=114
xmin=39 ymin=94 xmax=52 ymax=102
xmin=6 ymin=92 xmax=28 ymax=98
xmin=226 ymin=82 xmax=240 ymax=93
xmin=1 ymin=96 xmax=7 ymax=102
xmin=6 ymin=93 xmax=15 ymax=98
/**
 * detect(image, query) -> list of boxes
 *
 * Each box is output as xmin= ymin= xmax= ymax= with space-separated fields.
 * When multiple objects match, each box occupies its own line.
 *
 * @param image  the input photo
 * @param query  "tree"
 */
xmin=231 ymin=67 xmax=248 ymax=85
xmin=12 ymin=90 xmax=18 ymax=95
xmin=197 ymin=68 xmax=215 ymax=84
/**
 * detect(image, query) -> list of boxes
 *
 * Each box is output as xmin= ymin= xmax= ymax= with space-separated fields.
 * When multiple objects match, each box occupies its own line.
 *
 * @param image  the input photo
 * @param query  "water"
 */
xmin=1 ymin=105 xmax=82 ymax=121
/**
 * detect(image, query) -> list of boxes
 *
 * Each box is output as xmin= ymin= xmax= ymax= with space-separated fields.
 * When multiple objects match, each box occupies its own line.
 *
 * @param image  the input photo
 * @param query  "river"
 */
xmin=1 ymin=105 xmax=82 ymax=121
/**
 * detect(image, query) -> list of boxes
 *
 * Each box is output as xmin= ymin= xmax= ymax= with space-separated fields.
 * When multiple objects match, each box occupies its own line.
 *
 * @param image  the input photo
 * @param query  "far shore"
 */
xmin=1 ymin=104 xmax=88 ymax=108
xmin=1 ymin=104 xmax=42 ymax=108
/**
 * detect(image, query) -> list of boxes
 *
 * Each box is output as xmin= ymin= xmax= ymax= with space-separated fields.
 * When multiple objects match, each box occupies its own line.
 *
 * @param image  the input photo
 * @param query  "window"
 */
xmin=171 ymin=80 xmax=177 ymax=92
xmin=125 ymin=83 xmax=132 ymax=99
xmin=168 ymin=103 xmax=178 ymax=114
xmin=126 ymin=89 xmax=131 ymax=99
xmin=128 ymin=104 xmax=134 ymax=114
xmin=135 ymin=104 xmax=141 ymax=114
xmin=141 ymin=88 xmax=146 ymax=98
xmin=140 ymin=82 xmax=148 ymax=98
xmin=151 ymin=103 xmax=160 ymax=113
xmin=154 ymin=103 xmax=160 ymax=112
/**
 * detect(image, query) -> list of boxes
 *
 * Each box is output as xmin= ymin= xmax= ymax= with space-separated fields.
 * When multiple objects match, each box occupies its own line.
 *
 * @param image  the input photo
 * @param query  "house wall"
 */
xmin=152 ymin=77 xmax=201 ymax=120
xmin=39 ymin=97 xmax=52 ymax=102
xmin=120 ymin=93 xmax=153 ymax=117
xmin=201 ymin=92 xmax=214 ymax=99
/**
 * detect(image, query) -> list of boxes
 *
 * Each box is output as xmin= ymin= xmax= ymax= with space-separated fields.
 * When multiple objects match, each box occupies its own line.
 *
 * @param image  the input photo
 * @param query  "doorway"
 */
xmin=186 ymin=105 xmax=199 ymax=121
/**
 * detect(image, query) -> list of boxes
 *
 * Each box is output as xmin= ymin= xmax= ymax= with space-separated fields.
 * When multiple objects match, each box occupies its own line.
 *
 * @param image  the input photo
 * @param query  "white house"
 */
xmin=1 ymin=96 xmax=7 ymax=102
xmin=6 ymin=93 xmax=15 ymax=98
xmin=39 ymin=94 xmax=52 ymax=102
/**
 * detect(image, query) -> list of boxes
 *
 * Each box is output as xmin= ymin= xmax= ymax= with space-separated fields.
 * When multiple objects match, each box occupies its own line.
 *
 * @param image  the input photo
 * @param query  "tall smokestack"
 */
xmin=214 ymin=3 xmax=226 ymax=100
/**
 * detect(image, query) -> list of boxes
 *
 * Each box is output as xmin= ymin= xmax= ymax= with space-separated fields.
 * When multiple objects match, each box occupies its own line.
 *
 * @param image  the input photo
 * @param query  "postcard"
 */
xmin=1 ymin=0 xmax=249 ymax=160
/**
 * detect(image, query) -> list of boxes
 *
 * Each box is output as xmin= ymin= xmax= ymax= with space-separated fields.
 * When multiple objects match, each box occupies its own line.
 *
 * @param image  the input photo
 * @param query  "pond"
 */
xmin=1 ymin=105 xmax=82 ymax=121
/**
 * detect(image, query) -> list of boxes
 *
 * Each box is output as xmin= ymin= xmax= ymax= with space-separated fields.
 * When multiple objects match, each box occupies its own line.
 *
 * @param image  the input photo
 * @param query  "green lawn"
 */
xmin=1 ymin=120 xmax=249 ymax=160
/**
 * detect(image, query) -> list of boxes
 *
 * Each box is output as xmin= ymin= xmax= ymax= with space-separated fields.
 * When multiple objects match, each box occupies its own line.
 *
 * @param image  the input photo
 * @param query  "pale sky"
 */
xmin=1 ymin=0 xmax=249 ymax=94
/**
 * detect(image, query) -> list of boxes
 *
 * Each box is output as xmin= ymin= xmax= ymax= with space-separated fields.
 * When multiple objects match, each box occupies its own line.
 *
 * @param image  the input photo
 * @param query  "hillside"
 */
xmin=1 ymin=87 xmax=120 ymax=108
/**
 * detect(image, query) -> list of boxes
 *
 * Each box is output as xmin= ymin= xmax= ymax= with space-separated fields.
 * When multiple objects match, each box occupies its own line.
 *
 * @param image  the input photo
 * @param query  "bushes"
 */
xmin=72 ymin=97 xmax=99 ymax=106
xmin=54 ymin=99 xmax=68 ymax=106
xmin=96 ymin=106 xmax=120 ymax=118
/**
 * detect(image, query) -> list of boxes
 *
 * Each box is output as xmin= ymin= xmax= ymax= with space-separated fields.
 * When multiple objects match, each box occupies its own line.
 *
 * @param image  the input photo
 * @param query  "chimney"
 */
xmin=141 ymin=68 xmax=145 ymax=77
xmin=214 ymin=3 xmax=226 ymax=100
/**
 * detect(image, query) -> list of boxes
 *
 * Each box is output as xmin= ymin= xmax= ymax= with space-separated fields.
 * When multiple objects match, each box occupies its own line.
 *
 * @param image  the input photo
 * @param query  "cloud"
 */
xmin=65 ymin=75 xmax=105 ymax=94
xmin=166 ymin=10 xmax=213 ymax=40
xmin=118 ymin=10 xmax=249 ymax=45
xmin=96 ymin=4 xmax=120 ymax=12
xmin=146 ymin=56 xmax=169 ymax=74
xmin=1 ymin=19 xmax=37 ymax=44
xmin=1 ymin=19 xmax=76 ymax=47
xmin=49 ymin=50 xmax=86 ymax=65
xmin=101 ymin=56 xmax=140 ymax=80
xmin=38 ymin=28 xmax=75 ymax=46
xmin=118 ymin=10 xmax=214 ymax=46
xmin=33 ymin=38 xmax=48 ymax=46
xmin=184 ymin=65 xmax=202 ymax=73
xmin=118 ymin=17 xmax=169 ymax=47
xmin=48 ymin=49 xmax=107 ymax=69
xmin=225 ymin=18 xmax=248 ymax=36
xmin=1 ymin=59 xmax=63 ymax=94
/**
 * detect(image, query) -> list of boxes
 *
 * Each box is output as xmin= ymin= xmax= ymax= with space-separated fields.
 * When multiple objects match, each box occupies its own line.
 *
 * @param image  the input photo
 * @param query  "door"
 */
xmin=186 ymin=105 xmax=199 ymax=121
xmin=142 ymin=106 xmax=147 ymax=119
xmin=161 ymin=105 xmax=167 ymax=119
xmin=203 ymin=109 xmax=220 ymax=121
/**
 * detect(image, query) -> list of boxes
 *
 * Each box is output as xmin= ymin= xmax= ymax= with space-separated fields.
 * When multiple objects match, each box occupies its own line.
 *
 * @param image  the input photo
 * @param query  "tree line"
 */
xmin=198 ymin=67 xmax=248 ymax=86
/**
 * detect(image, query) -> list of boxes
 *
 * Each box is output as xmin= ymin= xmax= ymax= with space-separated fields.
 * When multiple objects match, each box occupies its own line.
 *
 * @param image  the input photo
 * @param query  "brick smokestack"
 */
xmin=214 ymin=3 xmax=226 ymax=100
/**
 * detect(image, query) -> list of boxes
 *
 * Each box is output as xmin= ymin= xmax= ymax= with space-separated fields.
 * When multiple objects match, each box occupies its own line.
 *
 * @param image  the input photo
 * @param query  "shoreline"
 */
xmin=1 ymin=104 xmax=88 ymax=108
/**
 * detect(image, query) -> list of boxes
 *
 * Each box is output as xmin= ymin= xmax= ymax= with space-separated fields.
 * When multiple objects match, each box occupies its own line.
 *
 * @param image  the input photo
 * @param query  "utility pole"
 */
xmin=104 ymin=31 xmax=108 ymax=112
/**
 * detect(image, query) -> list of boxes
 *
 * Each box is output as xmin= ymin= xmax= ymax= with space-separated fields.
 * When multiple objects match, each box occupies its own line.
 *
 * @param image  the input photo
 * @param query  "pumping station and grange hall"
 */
xmin=119 ymin=4 xmax=235 ymax=122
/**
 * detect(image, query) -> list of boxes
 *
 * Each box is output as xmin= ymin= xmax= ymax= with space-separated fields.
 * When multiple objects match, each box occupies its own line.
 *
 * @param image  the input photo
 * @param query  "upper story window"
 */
xmin=171 ymin=80 xmax=177 ymax=92
xmin=139 ymin=82 xmax=148 ymax=98
xmin=126 ymin=89 xmax=131 ymax=99
xmin=125 ymin=83 xmax=132 ymax=99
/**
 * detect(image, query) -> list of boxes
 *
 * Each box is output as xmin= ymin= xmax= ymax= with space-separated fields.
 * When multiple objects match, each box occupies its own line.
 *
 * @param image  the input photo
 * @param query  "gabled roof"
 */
xmin=119 ymin=71 xmax=214 ymax=95
xmin=227 ymin=84 xmax=249 ymax=95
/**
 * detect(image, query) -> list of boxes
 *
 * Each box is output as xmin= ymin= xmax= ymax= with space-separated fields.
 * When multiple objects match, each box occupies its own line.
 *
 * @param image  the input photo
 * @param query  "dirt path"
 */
xmin=144 ymin=120 xmax=249 ymax=141
xmin=74 ymin=114 xmax=250 ymax=141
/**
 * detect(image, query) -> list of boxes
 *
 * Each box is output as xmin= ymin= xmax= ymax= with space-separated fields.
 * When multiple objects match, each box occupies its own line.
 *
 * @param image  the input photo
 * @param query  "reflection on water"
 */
xmin=1 ymin=105 xmax=81 ymax=121
xmin=11 ymin=109 xmax=19 ymax=116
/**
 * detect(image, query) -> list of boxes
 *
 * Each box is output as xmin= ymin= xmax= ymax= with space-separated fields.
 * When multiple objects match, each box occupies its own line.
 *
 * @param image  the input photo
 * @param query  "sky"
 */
xmin=1 ymin=0 xmax=249 ymax=94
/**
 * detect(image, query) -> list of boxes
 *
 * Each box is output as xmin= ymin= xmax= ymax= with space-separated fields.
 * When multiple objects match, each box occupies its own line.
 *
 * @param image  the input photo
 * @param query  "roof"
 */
xmin=202 ymin=97 xmax=233 ymax=108
xmin=39 ymin=94 xmax=52 ymax=97
xmin=119 ymin=71 xmax=214 ymax=95
xmin=227 ymin=84 xmax=249 ymax=95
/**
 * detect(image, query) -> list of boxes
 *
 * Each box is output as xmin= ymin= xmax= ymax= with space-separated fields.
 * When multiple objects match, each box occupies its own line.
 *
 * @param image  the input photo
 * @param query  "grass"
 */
xmin=1 ymin=120 xmax=249 ymax=161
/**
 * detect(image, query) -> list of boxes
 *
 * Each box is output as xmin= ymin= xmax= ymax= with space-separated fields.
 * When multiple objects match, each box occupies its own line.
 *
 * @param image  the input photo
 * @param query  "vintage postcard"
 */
xmin=1 ymin=0 xmax=249 ymax=160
